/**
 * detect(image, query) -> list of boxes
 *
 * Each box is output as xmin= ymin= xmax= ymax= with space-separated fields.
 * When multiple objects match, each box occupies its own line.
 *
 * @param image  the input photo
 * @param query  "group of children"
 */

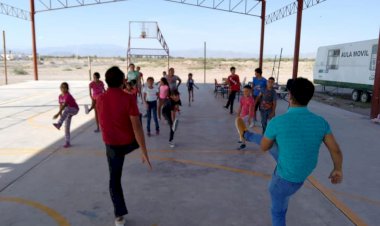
xmin=52 ymin=65 xmax=199 ymax=149
xmin=224 ymin=67 xmax=277 ymax=150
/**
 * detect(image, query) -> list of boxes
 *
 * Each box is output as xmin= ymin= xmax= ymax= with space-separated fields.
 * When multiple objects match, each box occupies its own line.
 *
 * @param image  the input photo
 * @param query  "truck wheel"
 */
xmin=352 ymin=90 xmax=361 ymax=102
xmin=360 ymin=92 xmax=371 ymax=103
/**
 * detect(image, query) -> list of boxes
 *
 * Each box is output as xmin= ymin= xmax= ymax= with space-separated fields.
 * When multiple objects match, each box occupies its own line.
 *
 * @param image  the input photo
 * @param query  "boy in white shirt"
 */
xmin=143 ymin=77 xmax=160 ymax=136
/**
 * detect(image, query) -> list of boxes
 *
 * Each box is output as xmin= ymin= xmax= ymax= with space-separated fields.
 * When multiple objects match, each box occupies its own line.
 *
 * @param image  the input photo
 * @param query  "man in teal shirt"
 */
xmin=237 ymin=77 xmax=343 ymax=226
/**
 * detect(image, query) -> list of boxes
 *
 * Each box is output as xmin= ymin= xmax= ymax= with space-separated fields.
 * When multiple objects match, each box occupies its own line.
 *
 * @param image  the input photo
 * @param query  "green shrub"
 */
xmin=13 ymin=68 xmax=28 ymax=75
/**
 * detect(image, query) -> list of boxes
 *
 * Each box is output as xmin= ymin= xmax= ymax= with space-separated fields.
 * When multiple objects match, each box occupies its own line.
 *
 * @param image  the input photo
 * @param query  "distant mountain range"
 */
xmin=12 ymin=44 xmax=316 ymax=59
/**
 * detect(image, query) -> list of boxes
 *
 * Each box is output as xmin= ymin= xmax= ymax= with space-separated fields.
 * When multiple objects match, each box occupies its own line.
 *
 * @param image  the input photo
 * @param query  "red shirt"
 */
xmin=59 ymin=93 xmax=79 ymax=109
xmin=228 ymin=74 xmax=240 ymax=91
xmin=96 ymin=88 xmax=140 ymax=145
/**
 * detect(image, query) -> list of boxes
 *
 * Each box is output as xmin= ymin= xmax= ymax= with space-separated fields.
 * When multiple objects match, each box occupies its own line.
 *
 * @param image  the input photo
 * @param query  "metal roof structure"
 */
xmin=1 ymin=0 xmax=379 ymax=118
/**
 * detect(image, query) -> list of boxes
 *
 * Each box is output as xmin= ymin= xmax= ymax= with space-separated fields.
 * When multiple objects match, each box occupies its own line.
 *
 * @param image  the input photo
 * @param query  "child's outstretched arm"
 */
xmin=53 ymin=103 xmax=66 ymax=119
xmin=177 ymin=77 xmax=182 ymax=89
xmin=193 ymin=81 xmax=199 ymax=89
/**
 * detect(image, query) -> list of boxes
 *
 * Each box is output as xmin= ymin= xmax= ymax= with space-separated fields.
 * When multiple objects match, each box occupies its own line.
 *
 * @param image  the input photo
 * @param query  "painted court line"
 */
xmin=0 ymin=197 xmax=70 ymax=226
xmin=308 ymin=176 xmax=368 ymax=226
xmin=153 ymin=156 xmax=369 ymax=226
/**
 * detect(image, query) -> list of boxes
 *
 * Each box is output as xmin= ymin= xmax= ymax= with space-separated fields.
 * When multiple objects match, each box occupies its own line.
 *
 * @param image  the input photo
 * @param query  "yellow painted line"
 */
xmin=0 ymin=196 xmax=70 ymax=226
xmin=151 ymin=156 xmax=271 ymax=180
xmin=307 ymin=176 xmax=368 ymax=226
xmin=153 ymin=156 xmax=369 ymax=225
xmin=331 ymin=190 xmax=380 ymax=207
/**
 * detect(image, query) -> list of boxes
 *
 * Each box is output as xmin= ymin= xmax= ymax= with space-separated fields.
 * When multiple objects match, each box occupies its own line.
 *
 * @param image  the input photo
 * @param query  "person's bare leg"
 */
xmin=88 ymin=99 xmax=95 ymax=113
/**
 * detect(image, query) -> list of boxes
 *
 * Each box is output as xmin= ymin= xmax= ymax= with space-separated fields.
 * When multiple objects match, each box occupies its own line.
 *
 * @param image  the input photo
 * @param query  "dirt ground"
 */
xmin=0 ymin=57 xmax=371 ymax=116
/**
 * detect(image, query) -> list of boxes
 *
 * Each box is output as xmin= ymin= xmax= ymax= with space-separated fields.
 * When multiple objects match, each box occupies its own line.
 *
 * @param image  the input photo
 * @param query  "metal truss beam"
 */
xmin=0 ymin=2 xmax=31 ymax=21
xmin=35 ymin=0 xmax=129 ymax=12
xmin=265 ymin=0 xmax=326 ymax=24
xmin=164 ymin=0 xmax=261 ymax=17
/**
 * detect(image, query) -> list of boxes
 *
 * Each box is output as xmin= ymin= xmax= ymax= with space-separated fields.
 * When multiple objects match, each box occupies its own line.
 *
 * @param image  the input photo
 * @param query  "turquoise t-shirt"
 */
xmin=264 ymin=107 xmax=332 ymax=183
xmin=127 ymin=71 xmax=139 ymax=81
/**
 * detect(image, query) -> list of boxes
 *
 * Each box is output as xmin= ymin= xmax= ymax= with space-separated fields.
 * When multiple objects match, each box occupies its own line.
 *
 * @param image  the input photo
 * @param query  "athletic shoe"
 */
xmin=115 ymin=216 xmax=125 ymax=226
xmin=63 ymin=142 xmax=71 ymax=148
xmin=169 ymin=141 xmax=175 ymax=148
xmin=53 ymin=123 xmax=61 ymax=130
xmin=94 ymin=128 xmax=100 ymax=133
xmin=237 ymin=140 xmax=243 ymax=144
xmin=235 ymin=117 xmax=248 ymax=141
xmin=84 ymin=104 xmax=89 ymax=114
xmin=372 ymin=118 xmax=380 ymax=123
xmin=237 ymin=144 xmax=246 ymax=150
xmin=172 ymin=119 xmax=179 ymax=132
xmin=223 ymin=106 xmax=228 ymax=109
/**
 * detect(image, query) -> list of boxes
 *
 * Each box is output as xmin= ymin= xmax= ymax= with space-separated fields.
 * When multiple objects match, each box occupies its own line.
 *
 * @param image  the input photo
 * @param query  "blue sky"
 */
xmin=0 ymin=0 xmax=379 ymax=57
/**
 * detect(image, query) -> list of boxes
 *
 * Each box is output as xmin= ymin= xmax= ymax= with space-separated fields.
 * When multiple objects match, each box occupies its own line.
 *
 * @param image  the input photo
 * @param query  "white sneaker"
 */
xmin=169 ymin=141 xmax=175 ymax=148
xmin=115 ymin=216 xmax=125 ymax=226
xmin=84 ymin=104 xmax=89 ymax=114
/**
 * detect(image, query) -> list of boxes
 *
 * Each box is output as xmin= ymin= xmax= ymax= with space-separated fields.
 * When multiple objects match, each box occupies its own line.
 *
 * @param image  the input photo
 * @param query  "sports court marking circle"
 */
xmin=0 ymin=197 xmax=70 ymax=226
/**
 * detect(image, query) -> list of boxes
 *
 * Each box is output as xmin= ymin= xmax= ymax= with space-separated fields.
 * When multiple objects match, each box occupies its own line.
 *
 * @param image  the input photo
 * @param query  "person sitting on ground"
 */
xmin=236 ymin=77 xmax=343 ymax=226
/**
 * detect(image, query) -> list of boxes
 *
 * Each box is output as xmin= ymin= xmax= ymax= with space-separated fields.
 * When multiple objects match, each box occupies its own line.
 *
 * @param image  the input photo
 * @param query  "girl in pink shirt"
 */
xmin=236 ymin=85 xmax=255 ymax=150
xmin=53 ymin=82 xmax=79 ymax=148
xmin=158 ymin=77 xmax=170 ymax=120
xmin=85 ymin=72 xmax=106 ymax=132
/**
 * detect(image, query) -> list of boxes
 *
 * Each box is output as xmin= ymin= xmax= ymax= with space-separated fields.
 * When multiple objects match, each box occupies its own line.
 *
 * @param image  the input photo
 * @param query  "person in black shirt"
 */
xmin=162 ymin=90 xmax=182 ymax=148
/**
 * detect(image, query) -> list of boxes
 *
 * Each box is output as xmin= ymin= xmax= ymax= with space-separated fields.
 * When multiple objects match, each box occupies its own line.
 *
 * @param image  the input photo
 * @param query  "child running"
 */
xmin=143 ymin=77 xmax=159 ymax=136
xmin=53 ymin=82 xmax=79 ymax=148
xmin=85 ymin=72 xmax=106 ymax=132
xmin=186 ymin=73 xmax=199 ymax=106
xmin=162 ymin=90 xmax=181 ymax=148
xmin=256 ymin=77 xmax=277 ymax=133
xmin=236 ymin=85 xmax=255 ymax=150
xmin=158 ymin=77 xmax=170 ymax=120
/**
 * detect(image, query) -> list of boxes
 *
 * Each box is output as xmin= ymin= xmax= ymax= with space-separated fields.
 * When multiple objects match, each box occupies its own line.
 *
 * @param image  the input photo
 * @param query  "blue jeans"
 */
xmin=243 ymin=131 xmax=304 ymax=226
xmin=260 ymin=108 xmax=272 ymax=134
xmin=146 ymin=101 xmax=159 ymax=133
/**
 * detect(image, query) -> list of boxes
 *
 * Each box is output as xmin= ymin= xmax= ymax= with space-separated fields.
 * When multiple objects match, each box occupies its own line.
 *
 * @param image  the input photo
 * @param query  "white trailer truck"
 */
xmin=313 ymin=39 xmax=378 ymax=102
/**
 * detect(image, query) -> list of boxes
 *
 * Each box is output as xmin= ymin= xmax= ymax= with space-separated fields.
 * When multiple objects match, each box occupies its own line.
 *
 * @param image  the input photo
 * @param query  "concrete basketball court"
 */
xmin=0 ymin=80 xmax=379 ymax=226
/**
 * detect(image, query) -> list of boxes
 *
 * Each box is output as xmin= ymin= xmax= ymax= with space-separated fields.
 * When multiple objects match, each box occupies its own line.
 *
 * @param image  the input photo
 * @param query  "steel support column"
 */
xmin=292 ymin=0 xmax=303 ymax=79
xmin=30 ymin=0 xmax=38 ymax=80
xmin=259 ymin=0 xmax=266 ymax=69
xmin=370 ymin=31 xmax=380 ymax=119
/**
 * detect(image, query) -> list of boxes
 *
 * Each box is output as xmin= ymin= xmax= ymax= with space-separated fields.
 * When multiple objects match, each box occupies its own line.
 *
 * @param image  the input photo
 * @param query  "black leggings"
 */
xmin=163 ymin=109 xmax=175 ymax=142
xmin=106 ymin=141 xmax=139 ymax=217
xmin=226 ymin=91 xmax=237 ymax=113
